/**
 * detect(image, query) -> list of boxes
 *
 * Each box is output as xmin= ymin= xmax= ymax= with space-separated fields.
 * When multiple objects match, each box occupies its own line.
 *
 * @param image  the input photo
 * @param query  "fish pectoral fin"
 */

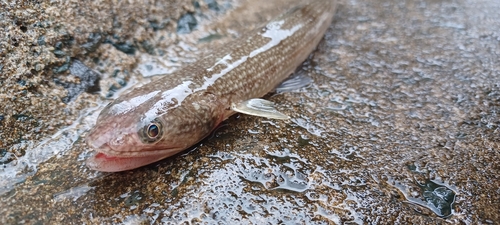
xmin=275 ymin=69 xmax=313 ymax=93
xmin=231 ymin=98 xmax=290 ymax=120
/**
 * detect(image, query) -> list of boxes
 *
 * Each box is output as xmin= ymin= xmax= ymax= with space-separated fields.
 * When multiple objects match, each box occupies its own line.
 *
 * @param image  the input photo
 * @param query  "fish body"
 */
xmin=86 ymin=0 xmax=337 ymax=172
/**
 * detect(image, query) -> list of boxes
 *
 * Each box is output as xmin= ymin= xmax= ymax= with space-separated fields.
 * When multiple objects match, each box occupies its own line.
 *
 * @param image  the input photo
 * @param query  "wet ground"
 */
xmin=1 ymin=0 xmax=499 ymax=224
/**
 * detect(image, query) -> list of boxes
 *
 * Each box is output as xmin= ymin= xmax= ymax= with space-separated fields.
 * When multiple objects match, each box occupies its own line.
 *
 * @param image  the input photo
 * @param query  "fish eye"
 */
xmin=147 ymin=124 xmax=159 ymax=138
xmin=140 ymin=119 xmax=163 ymax=143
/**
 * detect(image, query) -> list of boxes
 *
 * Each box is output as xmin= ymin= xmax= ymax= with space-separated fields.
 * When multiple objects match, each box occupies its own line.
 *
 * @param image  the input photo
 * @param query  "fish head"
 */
xmin=85 ymin=88 xmax=223 ymax=172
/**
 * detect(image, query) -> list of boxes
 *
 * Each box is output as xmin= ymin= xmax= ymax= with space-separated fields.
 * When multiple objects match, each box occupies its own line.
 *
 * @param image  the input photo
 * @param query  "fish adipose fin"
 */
xmin=231 ymin=98 xmax=290 ymax=120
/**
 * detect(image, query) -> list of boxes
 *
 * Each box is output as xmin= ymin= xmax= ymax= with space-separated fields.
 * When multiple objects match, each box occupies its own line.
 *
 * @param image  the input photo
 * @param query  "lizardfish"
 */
xmin=86 ymin=0 xmax=337 ymax=172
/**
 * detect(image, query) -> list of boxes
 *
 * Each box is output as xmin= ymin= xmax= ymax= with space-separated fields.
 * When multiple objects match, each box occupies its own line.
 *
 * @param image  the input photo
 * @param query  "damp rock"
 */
xmin=140 ymin=40 xmax=155 ymax=55
xmin=13 ymin=114 xmax=30 ymax=121
xmin=53 ymin=49 xmax=66 ymax=58
xmin=34 ymin=63 xmax=44 ymax=72
xmin=37 ymin=36 xmax=46 ymax=46
xmin=105 ymin=38 xmax=136 ymax=55
xmin=52 ymin=58 xmax=71 ymax=74
xmin=177 ymin=13 xmax=197 ymax=34
xmin=124 ymin=191 xmax=144 ymax=207
xmin=149 ymin=18 xmax=171 ymax=31
xmin=205 ymin=0 xmax=220 ymax=11
xmin=419 ymin=180 xmax=456 ymax=217
xmin=0 ymin=149 xmax=13 ymax=165
xmin=17 ymin=80 xmax=26 ymax=86
xmin=81 ymin=32 xmax=104 ymax=52
xmin=54 ymin=41 xmax=63 ymax=50
xmin=54 ymin=59 xmax=101 ymax=103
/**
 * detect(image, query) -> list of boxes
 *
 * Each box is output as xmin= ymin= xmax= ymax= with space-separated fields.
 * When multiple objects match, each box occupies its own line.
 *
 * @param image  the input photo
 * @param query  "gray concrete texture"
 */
xmin=0 ymin=0 xmax=499 ymax=224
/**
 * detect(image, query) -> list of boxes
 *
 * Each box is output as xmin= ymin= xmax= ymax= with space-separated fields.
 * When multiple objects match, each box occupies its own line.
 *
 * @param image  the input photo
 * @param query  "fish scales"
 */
xmin=86 ymin=0 xmax=337 ymax=172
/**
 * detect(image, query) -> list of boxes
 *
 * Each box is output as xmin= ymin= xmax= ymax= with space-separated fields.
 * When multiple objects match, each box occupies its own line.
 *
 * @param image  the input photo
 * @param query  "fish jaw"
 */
xmin=85 ymin=124 xmax=186 ymax=172
xmin=86 ymin=150 xmax=180 ymax=172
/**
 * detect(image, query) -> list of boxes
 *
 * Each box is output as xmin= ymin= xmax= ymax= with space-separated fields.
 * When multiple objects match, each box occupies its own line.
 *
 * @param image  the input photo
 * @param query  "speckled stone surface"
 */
xmin=0 ymin=0 xmax=194 ymax=162
xmin=1 ymin=0 xmax=499 ymax=224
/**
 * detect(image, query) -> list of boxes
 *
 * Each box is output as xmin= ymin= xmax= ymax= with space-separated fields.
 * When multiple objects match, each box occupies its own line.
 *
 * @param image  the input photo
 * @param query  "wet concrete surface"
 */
xmin=0 ymin=0 xmax=197 ymax=164
xmin=1 ymin=0 xmax=499 ymax=224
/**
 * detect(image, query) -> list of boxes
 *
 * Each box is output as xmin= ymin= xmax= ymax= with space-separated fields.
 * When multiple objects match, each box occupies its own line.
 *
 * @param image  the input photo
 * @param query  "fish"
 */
xmin=85 ymin=0 xmax=338 ymax=172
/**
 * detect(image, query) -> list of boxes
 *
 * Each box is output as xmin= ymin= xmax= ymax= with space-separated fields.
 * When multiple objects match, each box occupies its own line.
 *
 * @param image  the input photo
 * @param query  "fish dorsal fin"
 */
xmin=231 ymin=98 xmax=290 ymax=120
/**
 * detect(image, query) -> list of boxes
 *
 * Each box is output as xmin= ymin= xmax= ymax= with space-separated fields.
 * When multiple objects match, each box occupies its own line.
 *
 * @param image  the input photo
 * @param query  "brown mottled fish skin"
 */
xmin=86 ymin=0 xmax=338 ymax=172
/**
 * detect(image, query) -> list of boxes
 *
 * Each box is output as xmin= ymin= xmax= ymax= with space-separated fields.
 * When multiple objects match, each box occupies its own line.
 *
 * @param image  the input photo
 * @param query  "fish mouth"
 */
xmin=88 ymin=142 xmax=185 ymax=158
xmin=86 ymin=151 xmax=180 ymax=172
xmin=85 ymin=150 xmax=156 ymax=172
xmin=85 ymin=128 xmax=187 ymax=172
xmin=86 ymin=134 xmax=143 ymax=158
xmin=86 ymin=144 xmax=186 ymax=172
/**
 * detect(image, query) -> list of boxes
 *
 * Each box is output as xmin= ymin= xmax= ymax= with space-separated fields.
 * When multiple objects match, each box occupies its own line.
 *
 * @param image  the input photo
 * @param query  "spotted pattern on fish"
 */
xmin=85 ymin=0 xmax=338 ymax=172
